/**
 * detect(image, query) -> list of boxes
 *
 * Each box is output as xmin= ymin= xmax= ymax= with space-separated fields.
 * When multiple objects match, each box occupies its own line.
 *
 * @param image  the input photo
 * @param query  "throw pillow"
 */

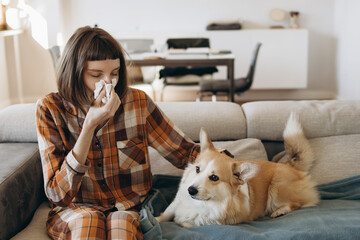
xmin=149 ymin=138 xmax=268 ymax=176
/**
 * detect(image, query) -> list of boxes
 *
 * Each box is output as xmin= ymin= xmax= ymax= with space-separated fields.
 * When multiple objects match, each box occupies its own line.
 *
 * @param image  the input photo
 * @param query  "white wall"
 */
xmin=0 ymin=0 xmax=61 ymax=107
xmin=334 ymin=0 xmax=360 ymax=100
xmin=11 ymin=0 xmax=360 ymax=102
xmin=1 ymin=31 xmax=57 ymax=105
xmin=25 ymin=0 xmax=63 ymax=48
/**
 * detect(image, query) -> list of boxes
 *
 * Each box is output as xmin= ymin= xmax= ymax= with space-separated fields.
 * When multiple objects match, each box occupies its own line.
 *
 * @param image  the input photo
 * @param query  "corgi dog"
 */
xmin=156 ymin=113 xmax=320 ymax=227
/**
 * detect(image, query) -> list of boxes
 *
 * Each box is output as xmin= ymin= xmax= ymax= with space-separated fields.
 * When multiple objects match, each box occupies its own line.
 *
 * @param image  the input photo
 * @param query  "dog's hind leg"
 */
xmin=270 ymin=203 xmax=301 ymax=218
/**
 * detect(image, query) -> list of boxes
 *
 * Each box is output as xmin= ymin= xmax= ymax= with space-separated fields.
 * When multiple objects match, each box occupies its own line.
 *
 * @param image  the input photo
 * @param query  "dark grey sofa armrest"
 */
xmin=0 ymin=143 xmax=46 ymax=240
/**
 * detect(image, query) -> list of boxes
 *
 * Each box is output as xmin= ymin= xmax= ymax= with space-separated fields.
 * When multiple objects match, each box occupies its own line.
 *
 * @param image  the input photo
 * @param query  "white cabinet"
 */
xmin=205 ymin=29 xmax=308 ymax=89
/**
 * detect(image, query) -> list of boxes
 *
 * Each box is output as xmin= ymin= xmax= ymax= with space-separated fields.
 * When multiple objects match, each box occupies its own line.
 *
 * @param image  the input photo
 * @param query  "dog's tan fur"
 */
xmin=156 ymin=113 xmax=320 ymax=227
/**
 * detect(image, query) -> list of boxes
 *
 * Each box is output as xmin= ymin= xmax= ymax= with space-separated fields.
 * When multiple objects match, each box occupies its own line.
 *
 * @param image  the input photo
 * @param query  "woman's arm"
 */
xmin=145 ymin=95 xmax=200 ymax=169
xmin=36 ymin=98 xmax=87 ymax=206
xmin=73 ymin=88 xmax=120 ymax=165
xmin=37 ymin=88 xmax=120 ymax=206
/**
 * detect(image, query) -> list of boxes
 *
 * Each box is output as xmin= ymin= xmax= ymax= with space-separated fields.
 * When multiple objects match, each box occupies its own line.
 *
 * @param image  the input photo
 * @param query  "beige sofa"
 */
xmin=1 ymin=100 xmax=359 ymax=239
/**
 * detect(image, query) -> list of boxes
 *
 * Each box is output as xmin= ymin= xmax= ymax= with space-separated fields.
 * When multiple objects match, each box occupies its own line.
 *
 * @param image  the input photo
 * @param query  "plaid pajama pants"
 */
xmin=46 ymin=204 xmax=143 ymax=240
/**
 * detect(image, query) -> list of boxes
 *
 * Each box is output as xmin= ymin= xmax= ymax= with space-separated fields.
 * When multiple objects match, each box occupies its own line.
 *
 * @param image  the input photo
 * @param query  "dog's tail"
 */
xmin=282 ymin=112 xmax=315 ymax=172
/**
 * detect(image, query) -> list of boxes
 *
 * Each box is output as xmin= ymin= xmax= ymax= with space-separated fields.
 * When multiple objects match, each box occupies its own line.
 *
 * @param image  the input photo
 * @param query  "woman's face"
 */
xmin=83 ymin=58 xmax=120 ymax=97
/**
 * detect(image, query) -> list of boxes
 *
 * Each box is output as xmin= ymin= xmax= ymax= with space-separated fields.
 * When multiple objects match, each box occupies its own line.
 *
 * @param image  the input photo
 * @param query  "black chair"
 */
xmin=48 ymin=45 xmax=61 ymax=69
xmin=159 ymin=38 xmax=218 ymax=101
xmin=198 ymin=42 xmax=262 ymax=102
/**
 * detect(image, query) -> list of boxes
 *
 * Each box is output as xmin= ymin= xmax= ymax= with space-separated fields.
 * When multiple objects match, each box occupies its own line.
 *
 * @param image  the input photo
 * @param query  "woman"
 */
xmin=36 ymin=26 xmax=200 ymax=240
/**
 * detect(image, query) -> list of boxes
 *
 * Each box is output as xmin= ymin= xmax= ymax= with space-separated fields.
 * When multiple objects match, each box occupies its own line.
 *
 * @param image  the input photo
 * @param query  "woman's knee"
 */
xmin=48 ymin=207 xmax=107 ymax=239
xmin=67 ymin=209 xmax=107 ymax=230
xmin=107 ymin=211 xmax=143 ymax=240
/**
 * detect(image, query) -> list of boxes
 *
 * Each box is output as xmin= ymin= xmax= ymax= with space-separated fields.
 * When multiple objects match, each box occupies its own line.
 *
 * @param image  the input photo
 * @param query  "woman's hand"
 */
xmin=83 ymin=87 xmax=121 ymax=132
xmin=72 ymin=87 xmax=120 ymax=166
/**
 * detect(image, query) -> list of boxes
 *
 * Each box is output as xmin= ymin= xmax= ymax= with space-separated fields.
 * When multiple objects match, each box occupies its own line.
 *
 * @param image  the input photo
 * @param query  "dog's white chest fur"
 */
xmin=172 ymin=184 xmax=225 ymax=226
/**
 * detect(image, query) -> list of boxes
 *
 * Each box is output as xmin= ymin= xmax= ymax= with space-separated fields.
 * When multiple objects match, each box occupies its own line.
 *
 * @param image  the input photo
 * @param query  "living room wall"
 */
xmin=19 ymin=0 xmax=360 ymax=101
xmin=55 ymin=0 xmax=339 ymax=99
xmin=334 ymin=0 xmax=360 ymax=100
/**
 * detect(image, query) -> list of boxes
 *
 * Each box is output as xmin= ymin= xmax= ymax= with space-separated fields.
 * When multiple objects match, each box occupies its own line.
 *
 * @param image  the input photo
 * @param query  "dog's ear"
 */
xmin=219 ymin=149 xmax=234 ymax=158
xmin=232 ymin=162 xmax=259 ymax=185
xmin=199 ymin=128 xmax=216 ymax=151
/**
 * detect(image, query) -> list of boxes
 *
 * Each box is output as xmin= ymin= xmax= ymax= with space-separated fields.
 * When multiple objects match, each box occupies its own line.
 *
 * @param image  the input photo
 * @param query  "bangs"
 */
xmin=85 ymin=36 xmax=120 ymax=61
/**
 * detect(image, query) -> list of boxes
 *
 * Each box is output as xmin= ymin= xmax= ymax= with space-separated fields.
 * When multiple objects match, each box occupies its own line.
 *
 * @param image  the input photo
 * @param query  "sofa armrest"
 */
xmin=0 ymin=143 xmax=46 ymax=240
xmin=0 ymin=103 xmax=37 ymax=143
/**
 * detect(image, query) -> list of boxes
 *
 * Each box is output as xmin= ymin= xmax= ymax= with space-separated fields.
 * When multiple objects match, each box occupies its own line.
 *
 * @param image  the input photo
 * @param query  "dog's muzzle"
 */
xmin=188 ymin=186 xmax=198 ymax=196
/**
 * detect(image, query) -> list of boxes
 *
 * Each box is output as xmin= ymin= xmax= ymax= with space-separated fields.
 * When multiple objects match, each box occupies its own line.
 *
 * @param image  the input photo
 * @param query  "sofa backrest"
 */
xmin=1 ymin=100 xmax=359 ymax=143
xmin=0 ymin=101 xmax=246 ymax=143
xmin=242 ymin=100 xmax=360 ymax=141
xmin=156 ymin=101 xmax=246 ymax=141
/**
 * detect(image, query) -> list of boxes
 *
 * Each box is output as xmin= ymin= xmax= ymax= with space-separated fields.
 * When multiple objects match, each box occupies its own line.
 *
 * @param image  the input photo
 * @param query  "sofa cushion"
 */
xmin=156 ymin=101 xmax=246 ymax=141
xmin=273 ymin=134 xmax=360 ymax=185
xmin=10 ymin=202 xmax=50 ymax=240
xmin=0 ymin=103 xmax=37 ymax=143
xmin=242 ymin=100 xmax=360 ymax=141
xmin=0 ymin=143 xmax=45 ymax=240
xmin=150 ymin=138 xmax=268 ymax=176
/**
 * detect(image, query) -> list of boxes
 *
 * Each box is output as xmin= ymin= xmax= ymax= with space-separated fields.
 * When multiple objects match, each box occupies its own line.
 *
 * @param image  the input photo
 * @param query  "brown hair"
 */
xmin=57 ymin=26 xmax=128 ymax=109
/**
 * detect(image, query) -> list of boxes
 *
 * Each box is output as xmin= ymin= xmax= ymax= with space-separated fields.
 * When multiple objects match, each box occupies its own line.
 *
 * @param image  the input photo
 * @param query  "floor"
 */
xmin=129 ymin=66 xmax=336 ymax=104
xmin=131 ymin=81 xmax=335 ymax=105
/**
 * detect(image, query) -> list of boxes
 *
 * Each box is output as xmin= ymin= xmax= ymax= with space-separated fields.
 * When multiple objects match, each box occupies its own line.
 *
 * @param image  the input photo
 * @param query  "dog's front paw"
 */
xmin=155 ymin=215 xmax=166 ymax=222
xmin=180 ymin=222 xmax=196 ymax=228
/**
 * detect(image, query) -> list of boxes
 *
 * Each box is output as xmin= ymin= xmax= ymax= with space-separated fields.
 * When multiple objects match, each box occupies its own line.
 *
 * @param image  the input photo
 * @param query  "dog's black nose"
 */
xmin=188 ymin=186 xmax=198 ymax=196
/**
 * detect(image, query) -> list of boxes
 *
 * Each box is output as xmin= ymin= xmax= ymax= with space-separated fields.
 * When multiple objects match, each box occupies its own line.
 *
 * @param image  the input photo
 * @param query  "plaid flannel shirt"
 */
xmin=36 ymin=88 xmax=199 ymax=211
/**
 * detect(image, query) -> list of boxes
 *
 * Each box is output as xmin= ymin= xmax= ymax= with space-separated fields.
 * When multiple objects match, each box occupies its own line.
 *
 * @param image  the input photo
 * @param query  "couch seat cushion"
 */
xmin=11 ymin=202 xmax=50 ymax=240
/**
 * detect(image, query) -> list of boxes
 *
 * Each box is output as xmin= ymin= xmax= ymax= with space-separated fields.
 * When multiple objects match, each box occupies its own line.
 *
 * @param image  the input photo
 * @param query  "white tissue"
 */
xmin=93 ymin=78 xmax=117 ymax=103
xmin=94 ymin=80 xmax=105 ymax=99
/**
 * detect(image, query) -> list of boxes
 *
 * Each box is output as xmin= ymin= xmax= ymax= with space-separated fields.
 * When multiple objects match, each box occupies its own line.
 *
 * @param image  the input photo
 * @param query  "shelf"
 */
xmin=0 ymin=29 xmax=24 ymax=37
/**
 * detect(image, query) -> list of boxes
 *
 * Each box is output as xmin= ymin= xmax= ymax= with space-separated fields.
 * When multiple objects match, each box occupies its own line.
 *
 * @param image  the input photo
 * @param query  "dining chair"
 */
xmin=198 ymin=42 xmax=262 ymax=102
xmin=159 ymin=38 xmax=218 ymax=101
xmin=48 ymin=45 xmax=61 ymax=69
xmin=118 ymin=38 xmax=157 ymax=100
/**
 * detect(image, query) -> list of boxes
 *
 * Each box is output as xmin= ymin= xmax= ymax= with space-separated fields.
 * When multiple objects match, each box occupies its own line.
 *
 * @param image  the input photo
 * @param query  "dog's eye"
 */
xmin=209 ymin=174 xmax=219 ymax=182
xmin=196 ymin=166 xmax=200 ymax=173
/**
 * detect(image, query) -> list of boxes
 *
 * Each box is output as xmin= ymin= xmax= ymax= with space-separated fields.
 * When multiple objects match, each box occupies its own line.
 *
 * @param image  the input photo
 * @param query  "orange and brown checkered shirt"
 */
xmin=36 ymin=88 xmax=199 ymax=211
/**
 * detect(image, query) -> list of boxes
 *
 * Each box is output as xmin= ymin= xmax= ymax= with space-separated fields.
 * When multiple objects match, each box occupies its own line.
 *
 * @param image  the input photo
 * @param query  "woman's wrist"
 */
xmin=73 ymin=121 xmax=96 ymax=165
xmin=83 ymin=117 xmax=97 ymax=133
